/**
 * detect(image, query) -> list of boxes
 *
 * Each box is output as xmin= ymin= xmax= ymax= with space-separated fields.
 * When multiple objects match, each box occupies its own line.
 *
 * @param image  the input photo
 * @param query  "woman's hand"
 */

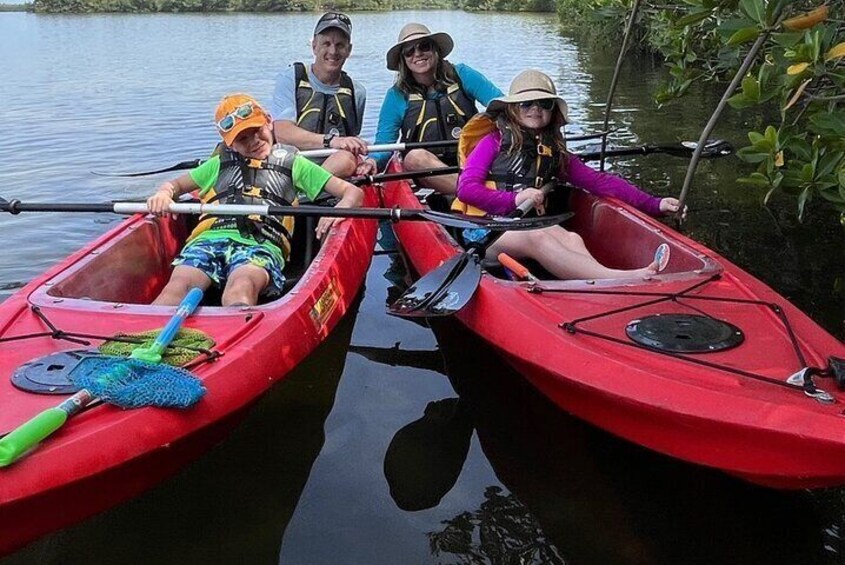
xmin=659 ymin=197 xmax=687 ymax=220
xmin=354 ymin=157 xmax=378 ymax=177
xmin=515 ymin=188 xmax=546 ymax=215
xmin=147 ymin=183 xmax=175 ymax=216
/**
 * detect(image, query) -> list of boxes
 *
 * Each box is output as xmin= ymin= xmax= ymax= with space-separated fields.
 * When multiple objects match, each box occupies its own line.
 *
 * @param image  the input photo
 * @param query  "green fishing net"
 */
xmin=99 ymin=328 xmax=215 ymax=366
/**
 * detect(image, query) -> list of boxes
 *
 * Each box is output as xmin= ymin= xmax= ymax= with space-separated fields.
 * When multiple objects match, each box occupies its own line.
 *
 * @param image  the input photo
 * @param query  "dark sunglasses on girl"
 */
xmin=518 ymin=99 xmax=556 ymax=111
xmin=402 ymin=39 xmax=434 ymax=58
xmin=217 ymin=103 xmax=255 ymax=132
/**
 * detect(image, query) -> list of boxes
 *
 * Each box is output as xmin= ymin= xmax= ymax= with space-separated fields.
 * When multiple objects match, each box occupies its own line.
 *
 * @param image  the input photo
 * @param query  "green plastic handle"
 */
xmin=0 ymin=389 xmax=93 ymax=467
xmin=0 ymin=408 xmax=69 ymax=467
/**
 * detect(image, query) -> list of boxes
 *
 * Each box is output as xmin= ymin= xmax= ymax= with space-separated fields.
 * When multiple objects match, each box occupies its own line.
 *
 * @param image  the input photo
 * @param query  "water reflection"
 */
xmin=361 ymin=318 xmax=832 ymax=564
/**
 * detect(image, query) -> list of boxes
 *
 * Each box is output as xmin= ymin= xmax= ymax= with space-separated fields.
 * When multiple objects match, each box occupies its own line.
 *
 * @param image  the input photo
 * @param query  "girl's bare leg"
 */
xmin=488 ymin=227 xmax=658 ymax=280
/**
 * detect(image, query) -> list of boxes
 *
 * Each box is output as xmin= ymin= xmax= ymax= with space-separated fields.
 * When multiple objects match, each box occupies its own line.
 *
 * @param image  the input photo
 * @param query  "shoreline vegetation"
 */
xmin=31 ymin=0 xmax=553 ymax=13
xmin=0 ymin=3 xmax=33 ymax=10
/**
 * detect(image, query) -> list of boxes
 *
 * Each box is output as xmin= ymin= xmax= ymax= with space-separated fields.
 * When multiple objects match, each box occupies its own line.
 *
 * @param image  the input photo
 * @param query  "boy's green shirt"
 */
xmin=186 ymin=153 xmax=333 ymax=262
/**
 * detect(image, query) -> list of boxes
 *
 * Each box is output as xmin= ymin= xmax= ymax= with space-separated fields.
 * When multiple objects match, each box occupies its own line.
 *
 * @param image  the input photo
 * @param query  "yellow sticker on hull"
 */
xmin=310 ymin=280 xmax=340 ymax=330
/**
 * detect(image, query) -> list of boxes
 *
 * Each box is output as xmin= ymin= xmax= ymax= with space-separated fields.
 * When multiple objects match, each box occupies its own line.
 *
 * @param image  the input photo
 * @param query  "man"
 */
xmin=271 ymin=12 xmax=376 ymax=179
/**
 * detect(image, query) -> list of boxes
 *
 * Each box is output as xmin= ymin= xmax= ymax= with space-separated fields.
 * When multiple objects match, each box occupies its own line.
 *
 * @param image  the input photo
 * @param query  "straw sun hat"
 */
xmin=386 ymin=23 xmax=454 ymax=71
xmin=487 ymin=70 xmax=569 ymax=121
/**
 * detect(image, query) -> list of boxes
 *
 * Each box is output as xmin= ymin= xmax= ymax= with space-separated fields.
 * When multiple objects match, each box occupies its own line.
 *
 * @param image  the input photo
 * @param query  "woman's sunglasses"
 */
xmin=217 ymin=103 xmax=255 ymax=132
xmin=518 ymin=99 xmax=556 ymax=111
xmin=402 ymin=39 xmax=434 ymax=58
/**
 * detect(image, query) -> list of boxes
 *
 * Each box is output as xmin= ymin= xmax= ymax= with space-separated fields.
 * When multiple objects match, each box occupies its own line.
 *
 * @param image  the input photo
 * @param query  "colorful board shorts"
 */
xmin=174 ymin=238 xmax=285 ymax=295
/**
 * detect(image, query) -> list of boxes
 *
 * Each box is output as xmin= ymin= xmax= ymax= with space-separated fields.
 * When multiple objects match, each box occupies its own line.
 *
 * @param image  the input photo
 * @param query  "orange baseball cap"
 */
xmin=214 ymin=93 xmax=270 ymax=146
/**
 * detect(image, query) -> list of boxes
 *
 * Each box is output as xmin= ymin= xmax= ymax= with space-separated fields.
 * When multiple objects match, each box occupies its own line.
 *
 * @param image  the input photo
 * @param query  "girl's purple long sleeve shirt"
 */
xmin=457 ymin=131 xmax=663 ymax=217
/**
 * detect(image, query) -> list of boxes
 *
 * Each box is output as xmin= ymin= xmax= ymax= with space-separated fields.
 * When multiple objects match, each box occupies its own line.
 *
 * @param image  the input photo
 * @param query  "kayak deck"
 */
xmin=0 ymin=190 xmax=378 ymax=554
xmin=381 ymin=168 xmax=845 ymax=489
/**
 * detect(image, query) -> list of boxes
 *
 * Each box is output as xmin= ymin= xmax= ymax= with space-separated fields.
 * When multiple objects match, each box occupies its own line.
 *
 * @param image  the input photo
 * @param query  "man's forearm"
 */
xmin=273 ymin=120 xmax=324 ymax=149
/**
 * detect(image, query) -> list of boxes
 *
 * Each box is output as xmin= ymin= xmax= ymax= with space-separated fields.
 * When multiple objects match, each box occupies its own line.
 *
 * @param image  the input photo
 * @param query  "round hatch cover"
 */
xmin=9 ymin=349 xmax=99 ymax=394
xmin=625 ymin=314 xmax=744 ymax=353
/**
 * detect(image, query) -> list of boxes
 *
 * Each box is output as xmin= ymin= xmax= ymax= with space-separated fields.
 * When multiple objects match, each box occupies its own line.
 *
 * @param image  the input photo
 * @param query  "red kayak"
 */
xmin=0 ymin=189 xmax=377 ymax=555
xmin=380 ymin=162 xmax=845 ymax=490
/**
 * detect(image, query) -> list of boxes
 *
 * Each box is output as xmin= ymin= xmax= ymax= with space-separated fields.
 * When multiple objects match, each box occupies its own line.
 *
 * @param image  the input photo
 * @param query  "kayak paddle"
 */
xmin=0 ymin=287 xmax=206 ymax=467
xmin=0 ymin=198 xmax=571 ymax=233
xmin=90 ymin=139 xmax=732 ymax=178
xmin=389 ymin=183 xmax=559 ymax=318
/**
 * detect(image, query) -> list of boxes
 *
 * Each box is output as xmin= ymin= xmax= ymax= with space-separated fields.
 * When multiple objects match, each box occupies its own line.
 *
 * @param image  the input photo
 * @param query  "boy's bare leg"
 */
xmin=223 ymin=264 xmax=270 ymax=307
xmin=153 ymin=265 xmax=212 ymax=306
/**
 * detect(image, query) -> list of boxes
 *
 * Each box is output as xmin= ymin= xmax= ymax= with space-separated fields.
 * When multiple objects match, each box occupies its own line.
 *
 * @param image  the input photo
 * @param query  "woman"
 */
xmin=372 ymin=23 xmax=502 ymax=195
xmin=454 ymin=69 xmax=681 ymax=280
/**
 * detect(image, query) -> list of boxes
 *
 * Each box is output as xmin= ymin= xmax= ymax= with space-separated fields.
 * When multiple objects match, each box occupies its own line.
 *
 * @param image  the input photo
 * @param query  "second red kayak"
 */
xmin=381 ymin=163 xmax=845 ymax=490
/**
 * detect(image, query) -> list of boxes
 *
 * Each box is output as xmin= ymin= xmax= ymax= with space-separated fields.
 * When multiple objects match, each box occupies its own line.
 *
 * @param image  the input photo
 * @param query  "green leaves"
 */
xmin=727 ymin=26 xmax=760 ymax=46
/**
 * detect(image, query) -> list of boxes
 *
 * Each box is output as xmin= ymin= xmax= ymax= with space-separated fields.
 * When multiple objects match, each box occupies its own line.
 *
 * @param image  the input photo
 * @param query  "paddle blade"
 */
xmin=389 ymin=254 xmax=482 ymax=318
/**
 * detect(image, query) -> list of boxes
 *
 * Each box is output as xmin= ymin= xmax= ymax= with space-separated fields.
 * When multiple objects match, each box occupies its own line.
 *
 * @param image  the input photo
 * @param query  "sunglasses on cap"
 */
xmin=319 ymin=12 xmax=351 ymax=26
xmin=402 ymin=39 xmax=434 ymax=58
xmin=217 ymin=102 xmax=256 ymax=133
xmin=518 ymin=99 xmax=556 ymax=111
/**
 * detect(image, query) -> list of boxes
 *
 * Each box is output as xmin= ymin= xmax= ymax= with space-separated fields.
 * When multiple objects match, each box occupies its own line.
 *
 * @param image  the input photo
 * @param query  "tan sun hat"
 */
xmin=487 ymin=70 xmax=569 ymax=121
xmin=386 ymin=23 xmax=454 ymax=71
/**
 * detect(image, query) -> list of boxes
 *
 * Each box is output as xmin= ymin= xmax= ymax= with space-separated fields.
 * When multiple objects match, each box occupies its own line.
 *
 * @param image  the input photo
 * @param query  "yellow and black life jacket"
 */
xmin=294 ymin=62 xmax=359 ymax=136
xmin=188 ymin=144 xmax=300 ymax=258
xmin=452 ymin=114 xmax=561 ymax=216
xmin=401 ymin=75 xmax=477 ymax=166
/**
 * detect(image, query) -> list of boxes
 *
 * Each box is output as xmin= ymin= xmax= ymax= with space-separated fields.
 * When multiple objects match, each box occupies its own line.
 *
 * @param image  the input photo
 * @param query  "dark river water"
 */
xmin=1 ymin=9 xmax=844 ymax=565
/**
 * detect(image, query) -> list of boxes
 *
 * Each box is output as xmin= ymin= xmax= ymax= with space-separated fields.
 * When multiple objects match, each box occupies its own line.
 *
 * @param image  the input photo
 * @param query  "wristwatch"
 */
xmin=323 ymin=132 xmax=337 ymax=148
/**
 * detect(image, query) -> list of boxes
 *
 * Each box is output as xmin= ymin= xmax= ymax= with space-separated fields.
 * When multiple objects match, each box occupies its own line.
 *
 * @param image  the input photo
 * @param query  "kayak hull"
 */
xmin=381 ymin=165 xmax=845 ymax=489
xmin=0 ymin=190 xmax=378 ymax=555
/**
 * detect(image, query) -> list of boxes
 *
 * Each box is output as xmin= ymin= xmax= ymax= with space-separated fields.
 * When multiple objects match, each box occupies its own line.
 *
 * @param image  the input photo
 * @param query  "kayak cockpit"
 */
xmin=34 ymin=213 xmax=322 ymax=307
xmin=426 ymin=189 xmax=719 ymax=285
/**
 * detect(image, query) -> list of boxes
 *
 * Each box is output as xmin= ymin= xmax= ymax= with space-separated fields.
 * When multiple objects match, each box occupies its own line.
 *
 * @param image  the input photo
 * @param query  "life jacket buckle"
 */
xmin=243 ymin=186 xmax=262 ymax=198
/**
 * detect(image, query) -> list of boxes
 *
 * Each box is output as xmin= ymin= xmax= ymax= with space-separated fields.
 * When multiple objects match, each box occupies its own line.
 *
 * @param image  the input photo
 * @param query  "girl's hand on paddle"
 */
xmin=147 ymin=183 xmax=175 ymax=217
xmin=659 ymin=197 xmax=687 ymax=219
xmin=516 ymin=188 xmax=546 ymax=215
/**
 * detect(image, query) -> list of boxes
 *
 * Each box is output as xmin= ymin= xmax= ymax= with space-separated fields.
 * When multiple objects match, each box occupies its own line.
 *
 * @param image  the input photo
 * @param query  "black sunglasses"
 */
xmin=518 ymin=99 xmax=556 ymax=111
xmin=402 ymin=40 xmax=434 ymax=58
xmin=319 ymin=12 xmax=351 ymax=26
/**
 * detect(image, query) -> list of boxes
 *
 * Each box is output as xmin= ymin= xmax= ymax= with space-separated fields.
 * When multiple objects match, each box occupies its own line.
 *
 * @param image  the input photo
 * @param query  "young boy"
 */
xmin=146 ymin=93 xmax=363 ymax=307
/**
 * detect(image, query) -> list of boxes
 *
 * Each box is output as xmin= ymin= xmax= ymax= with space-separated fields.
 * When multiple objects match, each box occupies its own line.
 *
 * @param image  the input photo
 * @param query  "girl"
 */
xmin=454 ymin=69 xmax=680 ymax=280
xmin=372 ymin=23 xmax=502 ymax=195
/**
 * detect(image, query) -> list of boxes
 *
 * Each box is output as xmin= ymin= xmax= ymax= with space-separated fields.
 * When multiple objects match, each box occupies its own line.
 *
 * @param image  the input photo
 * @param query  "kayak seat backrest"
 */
xmin=567 ymin=192 xmax=709 ymax=274
xmin=47 ymin=216 xmax=188 ymax=304
xmin=257 ymin=215 xmax=315 ymax=304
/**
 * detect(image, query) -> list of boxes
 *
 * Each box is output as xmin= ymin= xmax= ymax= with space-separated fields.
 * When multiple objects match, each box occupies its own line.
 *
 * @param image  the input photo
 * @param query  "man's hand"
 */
xmin=329 ymin=135 xmax=369 ymax=156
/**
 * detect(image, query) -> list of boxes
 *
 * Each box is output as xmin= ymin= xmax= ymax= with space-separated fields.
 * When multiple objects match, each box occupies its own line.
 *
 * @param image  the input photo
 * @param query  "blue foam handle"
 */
xmin=150 ymin=287 xmax=204 ymax=353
